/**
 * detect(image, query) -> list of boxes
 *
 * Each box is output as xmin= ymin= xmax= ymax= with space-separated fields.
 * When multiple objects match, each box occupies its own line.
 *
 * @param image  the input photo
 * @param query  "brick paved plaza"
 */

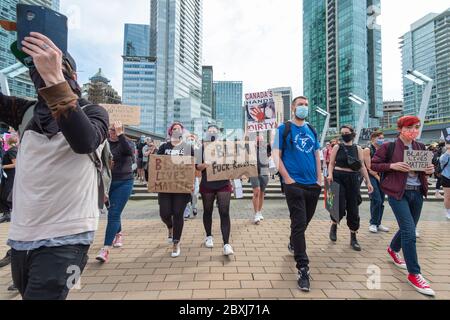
xmin=1 ymin=199 xmax=449 ymax=300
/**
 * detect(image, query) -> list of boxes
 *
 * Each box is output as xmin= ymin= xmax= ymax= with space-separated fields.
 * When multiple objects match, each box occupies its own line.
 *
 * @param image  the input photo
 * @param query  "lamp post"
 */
xmin=0 ymin=62 xmax=28 ymax=95
xmin=315 ymin=106 xmax=330 ymax=148
xmin=349 ymin=93 xmax=368 ymax=145
xmin=404 ymin=70 xmax=434 ymax=140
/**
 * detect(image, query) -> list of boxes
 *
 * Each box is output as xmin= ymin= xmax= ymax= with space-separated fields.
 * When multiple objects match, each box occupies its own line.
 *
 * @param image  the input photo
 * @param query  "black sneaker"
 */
xmin=0 ymin=250 xmax=11 ymax=268
xmin=7 ymin=284 xmax=17 ymax=292
xmin=288 ymin=243 xmax=294 ymax=255
xmin=297 ymin=268 xmax=311 ymax=292
xmin=192 ymin=209 xmax=198 ymax=217
xmin=0 ymin=213 xmax=11 ymax=224
xmin=329 ymin=224 xmax=337 ymax=242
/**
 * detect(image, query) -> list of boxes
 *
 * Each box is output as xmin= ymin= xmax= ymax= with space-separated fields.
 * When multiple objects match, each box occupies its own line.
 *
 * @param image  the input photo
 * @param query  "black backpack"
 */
xmin=281 ymin=121 xmax=319 ymax=159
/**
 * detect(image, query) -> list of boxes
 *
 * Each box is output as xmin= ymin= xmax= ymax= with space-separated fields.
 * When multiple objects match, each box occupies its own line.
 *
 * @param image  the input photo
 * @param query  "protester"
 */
xmin=157 ymin=122 xmax=193 ymax=258
xmin=372 ymin=116 xmax=436 ymax=297
xmin=440 ymin=143 xmax=450 ymax=220
xmin=196 ymin=125 xmax=234 ymax=256
xmin=432 ymin=141 xmax=446 ymax=199
xmin=184 ymin=134 xmax=200 ymax=219
xmin=142 ymin=137 xmax=157 ymax=183
xmin=0 ymin=135 xmax=18 ymax=224
xmin=327 ymin=125 xmax=374 ymax=251
xmin=250 ymin=133 xmax=272 ymax=224
xmin=1 ymin=32 xmax=109 ymax=300
xmin=363 ymin=131 xmax=390 ymax=234
xmin=136 ymin=136 xmax=146 ymax=183
xmin=96 ymin=121 xmax=135 ymax=263
xmin=272 ymin=96 xmax=322 ymax=292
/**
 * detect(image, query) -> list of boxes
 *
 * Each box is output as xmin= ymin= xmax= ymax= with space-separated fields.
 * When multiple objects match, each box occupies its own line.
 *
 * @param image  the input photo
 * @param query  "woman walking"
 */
xmin=157 ymin=122 xmax=193 ymax=258
xmin=96 ymin=121 xmax=135 ymax=263
xmin=327 ymin=125 xmax=373 ymax=251
xmin=196 ymin=125 xmax=234 ymax=256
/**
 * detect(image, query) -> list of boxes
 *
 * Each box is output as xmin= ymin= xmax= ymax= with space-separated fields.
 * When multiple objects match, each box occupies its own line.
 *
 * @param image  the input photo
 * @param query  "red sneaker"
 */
xmin=408 ymin=274 xmax=435 ymax=296
xmin=387 ymin=247 xmax=407 ymax=270
xmin=113 ymin=233 xmax=123 ymax=248
xmin=96 ymin=248 xmax=109 ymax=263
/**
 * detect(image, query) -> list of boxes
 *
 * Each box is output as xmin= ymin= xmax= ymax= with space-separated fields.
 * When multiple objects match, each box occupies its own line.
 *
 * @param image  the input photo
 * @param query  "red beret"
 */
xmin=397 ymin=116 xmax=421 ymax=129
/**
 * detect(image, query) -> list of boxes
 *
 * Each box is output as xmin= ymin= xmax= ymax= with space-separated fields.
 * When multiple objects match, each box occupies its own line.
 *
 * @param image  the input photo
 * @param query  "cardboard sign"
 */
xmin=204 ymin=141 xmax=258 ymax=182
xmin=101 ymin=104 xmax=141 ymax=126
xmin=404 ymin=150 xmax=433 ymax=172
xmin=148 ymin=155 xmax=195 ymax=194
xmin=324 ymin=180 xmax=340 ymax=224
xmin=245 ymin=90 xmax=278 ymax=132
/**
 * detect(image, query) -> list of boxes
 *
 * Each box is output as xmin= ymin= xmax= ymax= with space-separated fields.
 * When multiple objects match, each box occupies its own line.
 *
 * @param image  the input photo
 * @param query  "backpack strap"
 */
xmin=281 ymin=121 xmax=292 ymax=160
xmin=385 ymin=141 xmax=396 ymax=164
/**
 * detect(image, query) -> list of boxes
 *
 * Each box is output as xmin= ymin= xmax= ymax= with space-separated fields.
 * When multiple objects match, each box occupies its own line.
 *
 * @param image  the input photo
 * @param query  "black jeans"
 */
xmin=201 ymin=192 xmax=232 ymax=245
xmin=158 ymin=193 xmax=191 ymax=243
xmin=285 ymin=183 xmax=321 ymax=270
xmin=11 ymin=245 xmax=89 ymax=300
xmin=332 ymin=171 xmax=361 ymax=232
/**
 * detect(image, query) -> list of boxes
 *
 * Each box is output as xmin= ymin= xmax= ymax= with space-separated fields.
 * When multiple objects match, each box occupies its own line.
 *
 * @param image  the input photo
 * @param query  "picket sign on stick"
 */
xmin=148 ymin=155 xmax=195 ymax=194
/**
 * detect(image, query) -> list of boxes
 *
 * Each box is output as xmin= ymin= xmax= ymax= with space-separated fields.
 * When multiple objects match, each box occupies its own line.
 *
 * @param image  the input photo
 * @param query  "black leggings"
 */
xmin=201 ymin=192 xmax=232 ymax=245
xmin=332 ymin=171 xmax=361 ymax=232
xmin=158 ymin=193 xmax=191 ymax=244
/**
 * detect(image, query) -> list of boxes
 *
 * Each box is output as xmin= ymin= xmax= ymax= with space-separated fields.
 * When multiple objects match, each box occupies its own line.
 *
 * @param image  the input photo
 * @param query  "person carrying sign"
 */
xmin=157 ymin=122 xmax=194 ymax=258
xmin=372 ymin=116 xmax=436 ymax=297
xmin=196 ymin=125 xmax=234 ymax=256
xmin=272 ymin=96 xmax=322 ymax=293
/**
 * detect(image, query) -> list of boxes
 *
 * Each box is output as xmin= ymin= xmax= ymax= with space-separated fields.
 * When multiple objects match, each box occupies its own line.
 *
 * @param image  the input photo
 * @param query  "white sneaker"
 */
xmin=254 ymin=215 xmax=261 ymax=225
xmin=416 ymin=230 xmax=420 ymax=238
xmin=369 ymin=225 xmax=378 ymax=233
xmin=205 ymin=236 xmax=214 ymax=248
xmin=447 ymin=212 xmax=450 ymax=220
xmin=171 ymin=243 xmax=181 ymax=258
xmin=258 ymin=213 xmax=265 ymax=221
xmin=378 ymin=225 xmax=390 ymax=232
xmin=223 ymin=244 xmax=234 ymax=256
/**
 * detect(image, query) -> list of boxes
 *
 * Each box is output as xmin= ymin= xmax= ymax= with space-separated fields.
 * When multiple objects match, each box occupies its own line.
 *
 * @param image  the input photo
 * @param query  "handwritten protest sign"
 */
xmin=324 ymin=179 xmax=340 ymax=224
xmin=148 ymin=155 xmax=195 ymax=193
xmin=404 ymin=150 xmax=433 ymax=172
xmin=245 ymin=90 xmax=278 ymax=133
xmin=205 ymin=141 xmax=258 ymax=182
xmin=101 ymin=104 xmax=141 ymax=126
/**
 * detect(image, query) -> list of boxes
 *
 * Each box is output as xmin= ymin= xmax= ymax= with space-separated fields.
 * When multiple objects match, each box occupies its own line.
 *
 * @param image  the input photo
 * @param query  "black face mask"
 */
xmin=342 ymin=134 xmax=354 ymax=143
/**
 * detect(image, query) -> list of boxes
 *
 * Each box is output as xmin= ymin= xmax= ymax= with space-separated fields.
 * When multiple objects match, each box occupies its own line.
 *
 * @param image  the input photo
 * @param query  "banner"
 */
xmin=245 ymin=90 xmax=277 ymax=132
xmin=204 ymin=141 xmax=258 ymax=182
xmin=404 ymin=150 xmax=433 ymax=172
xmin=101 ymin=104 xmax=141 ymax=126
xmin=148 ymin=155 xmax=195 ymax=194
xmin=324 ymin=179 xmax=340 ymax=224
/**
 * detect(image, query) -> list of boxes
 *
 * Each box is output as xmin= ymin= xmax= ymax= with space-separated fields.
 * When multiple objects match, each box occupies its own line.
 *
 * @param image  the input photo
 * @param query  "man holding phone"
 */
xmin=0 ymin=29 xmax=109 ymax=300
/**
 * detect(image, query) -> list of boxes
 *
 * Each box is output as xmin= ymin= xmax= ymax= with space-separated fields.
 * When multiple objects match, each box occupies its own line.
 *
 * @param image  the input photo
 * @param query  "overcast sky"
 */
xmin=60 ymin=0 xmax=449 ymax=102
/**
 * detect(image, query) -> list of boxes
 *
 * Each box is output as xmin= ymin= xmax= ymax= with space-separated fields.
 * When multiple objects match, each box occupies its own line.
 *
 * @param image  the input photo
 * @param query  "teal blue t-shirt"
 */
xmin=273 ymin=122 xmax=320 ymax=185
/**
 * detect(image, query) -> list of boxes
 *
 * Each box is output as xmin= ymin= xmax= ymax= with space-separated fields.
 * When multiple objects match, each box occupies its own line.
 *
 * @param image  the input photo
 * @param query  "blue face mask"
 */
xmin=376 ymin=139 xmax=385 ymax=146
xmin=295 ymin=106 xmax=309 ymax=120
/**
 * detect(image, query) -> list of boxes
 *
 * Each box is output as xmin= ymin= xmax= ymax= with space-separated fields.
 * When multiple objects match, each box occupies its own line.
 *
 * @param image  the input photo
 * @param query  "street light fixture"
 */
xmin=315 ymin=106 xmax=331 ymax=148
xmin=349 ymin=93 xmax=368 ymax=145
xmin=0 ymin=62 xmax=28 ymax=95
xmin=404 ymin=69 xmax=434 ymax=140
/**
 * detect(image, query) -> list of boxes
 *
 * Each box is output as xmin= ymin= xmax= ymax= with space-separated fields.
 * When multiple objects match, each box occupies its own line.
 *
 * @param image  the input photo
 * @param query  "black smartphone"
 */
xmin=16 ymin=4 xmax=68 ymax=56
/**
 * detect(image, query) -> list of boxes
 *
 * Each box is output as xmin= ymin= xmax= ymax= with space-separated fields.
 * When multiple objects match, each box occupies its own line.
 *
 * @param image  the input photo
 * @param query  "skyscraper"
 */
xmin=213 ymin=81 xmax=243 ymax=133
xmin=303 ymin=0 xmax=383 ymax=135
xmin=82 ymin=68 xmax=121 ymax=105
xmin=150 ymin=0 xmax=203 ymax=135
xmin=202 ymin=66 xmax=214 ymax=117
xmin=122 ymin=24 xmax=158 ymax=133
xmin=0 ymin=0 xmax=59 ymax=98
xmin=400 ymin=9 xmax=450 ymax=123
xmin=270 ymin=87 xmax=292 ymax=122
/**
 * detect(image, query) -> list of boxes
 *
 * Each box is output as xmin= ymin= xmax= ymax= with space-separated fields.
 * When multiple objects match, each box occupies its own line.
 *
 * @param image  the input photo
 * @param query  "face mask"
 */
xmin=171 ymin=131 xmax=183 ymax=140
xmin=295 ymin=106 xmax=309 ymax=120
xmin=401 ymin=130 xmax=419 ymax=141
xmin=376 ymin=139 xmax=385 ymax=146
xmin=342 ymin=134 xmax=354 ymax=143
